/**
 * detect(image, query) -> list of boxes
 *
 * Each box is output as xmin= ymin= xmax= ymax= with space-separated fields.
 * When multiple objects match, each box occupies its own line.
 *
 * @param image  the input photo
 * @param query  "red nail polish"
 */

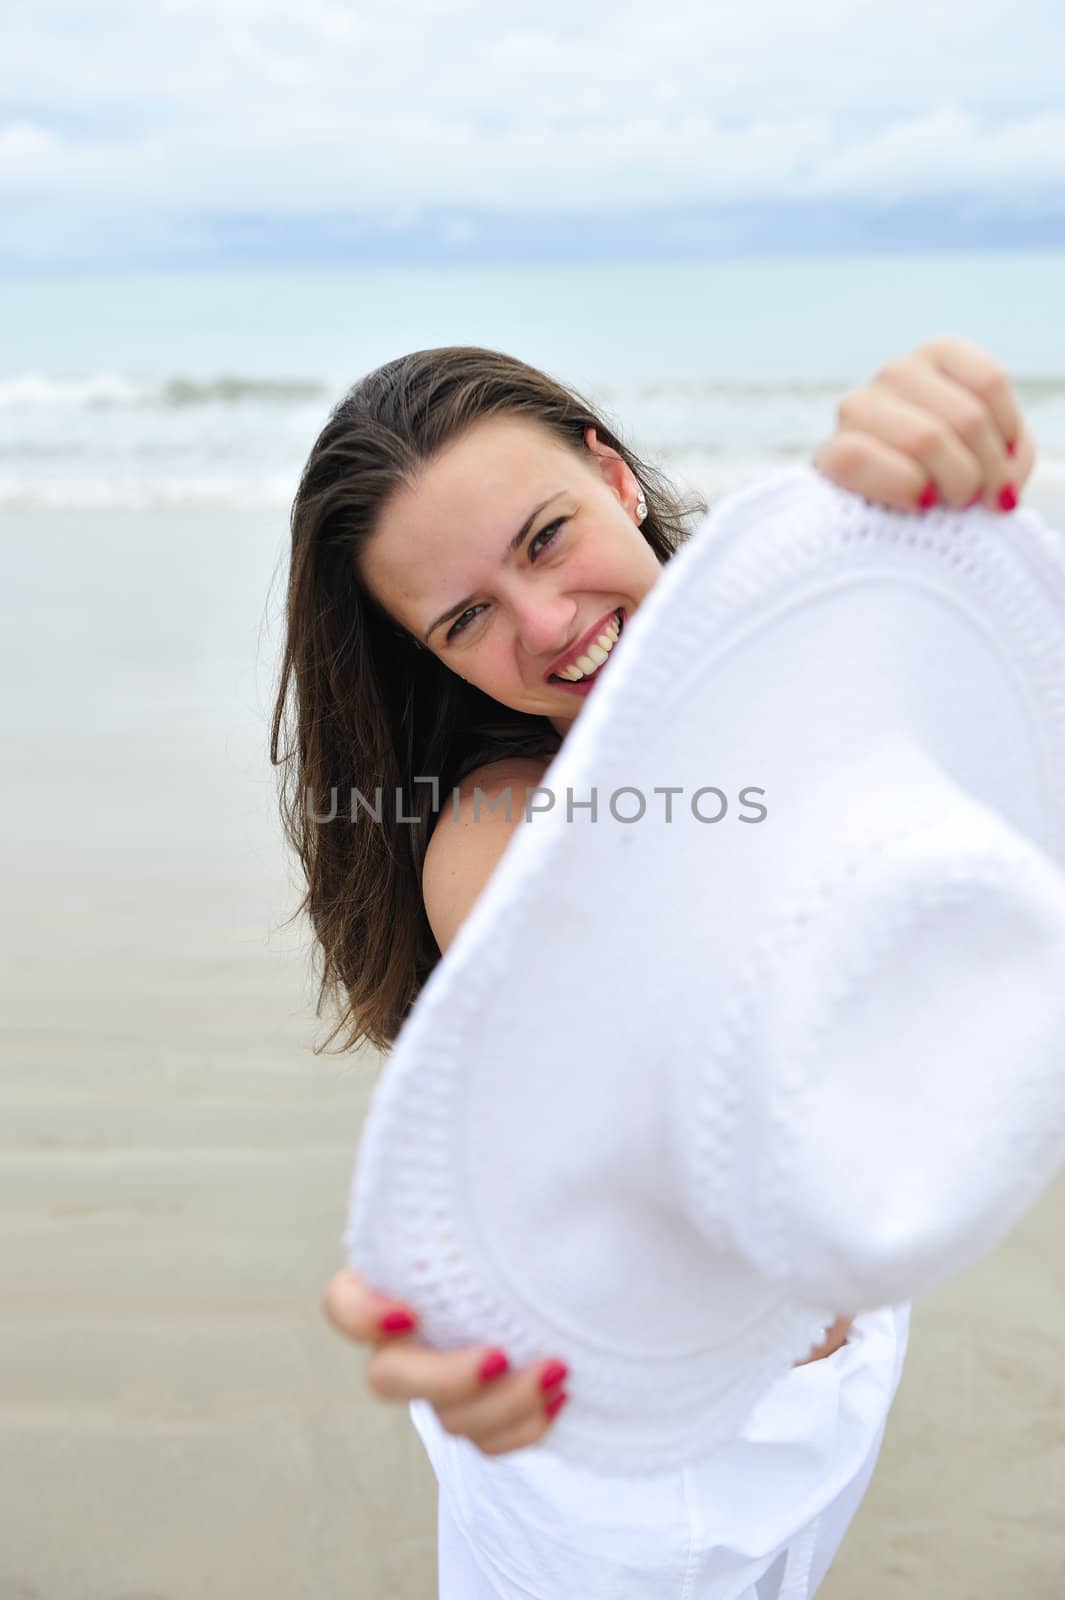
xmin=379 ymin=1309 xmax=417 ymax=1335
xmin=539 ymin=1359 xmax=568 ymax=1392
xmin=1006 ymin=440 xmax=1017 ymax=457
xmin=544 ymin=1390 xmax=568 ymax=1420
xmin=916 ymin=482 xmax=938 ymax=510
xmin=478 ymin=1349 xmax=509 ymax=1383
xmin=998 ymin=483 xmax=1018 ymax=512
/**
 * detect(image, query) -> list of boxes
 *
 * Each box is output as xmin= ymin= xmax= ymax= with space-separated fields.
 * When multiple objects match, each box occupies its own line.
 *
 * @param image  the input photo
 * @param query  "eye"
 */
xmin=445 ymin=604 xmax=486 ymax=642
xmin=529 ymin=516 xmax=566 ymax=559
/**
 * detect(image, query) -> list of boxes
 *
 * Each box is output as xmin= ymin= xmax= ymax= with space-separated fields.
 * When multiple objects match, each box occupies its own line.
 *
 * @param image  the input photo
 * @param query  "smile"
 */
xmin=548 ymin=610 xmax=625 ymax=684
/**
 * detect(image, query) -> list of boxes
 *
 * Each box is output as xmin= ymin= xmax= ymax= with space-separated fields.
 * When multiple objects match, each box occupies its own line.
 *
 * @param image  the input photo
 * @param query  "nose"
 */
xmin=511 ymin=594 xmax=578 ymax=660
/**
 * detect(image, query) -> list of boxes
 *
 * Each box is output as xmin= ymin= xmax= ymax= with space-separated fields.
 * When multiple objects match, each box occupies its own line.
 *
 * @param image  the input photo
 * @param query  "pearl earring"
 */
xmin=635 ymin=495 xmax=648 ymax=522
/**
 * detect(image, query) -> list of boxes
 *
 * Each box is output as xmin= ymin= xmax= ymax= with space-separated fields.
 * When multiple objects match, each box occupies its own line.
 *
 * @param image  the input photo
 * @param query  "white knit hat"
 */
xmin=345 ymin=463 xmax=1065 ymax=1476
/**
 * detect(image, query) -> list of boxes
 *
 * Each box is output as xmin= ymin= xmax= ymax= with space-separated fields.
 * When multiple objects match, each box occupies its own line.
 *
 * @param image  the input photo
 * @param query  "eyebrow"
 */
xmin=423 ymin=492 xmax=568 ymax=644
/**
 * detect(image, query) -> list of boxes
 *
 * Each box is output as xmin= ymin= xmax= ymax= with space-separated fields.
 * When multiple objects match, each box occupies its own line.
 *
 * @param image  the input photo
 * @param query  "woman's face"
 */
xmin=359 ymin=414 xmax=664 ymax=737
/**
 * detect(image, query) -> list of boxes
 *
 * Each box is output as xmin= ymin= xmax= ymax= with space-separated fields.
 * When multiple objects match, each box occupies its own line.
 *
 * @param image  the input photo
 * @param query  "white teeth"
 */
xmin=554 ymin=614 xmax=622 ymax=681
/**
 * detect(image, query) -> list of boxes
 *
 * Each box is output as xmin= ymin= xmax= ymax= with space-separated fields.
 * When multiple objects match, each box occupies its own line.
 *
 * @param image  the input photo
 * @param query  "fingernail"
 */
xmin=477 ymin=1349 xmax=509 ymax=1383
xmin=998 ymin=483 xmax=1018 ymax=513
xmin=378 ymin=1309 xmax=417 ymax=1335
xmin=1006 ymin=440 xmax=1017 ymax=457
xmin=964 ymin=492 xmax=983 ymax=508
xmin=916 ymin=482 xmax=938 ymax=510
xmin=544 ymin=1390 xmax=568 ymax=1420
xmin=539 ymin=1359 xmax=568 ymax=1392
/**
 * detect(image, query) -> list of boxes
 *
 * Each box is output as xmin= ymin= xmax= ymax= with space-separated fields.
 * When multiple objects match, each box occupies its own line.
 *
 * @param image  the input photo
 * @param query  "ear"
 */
xmin=584 ymin=424 xmax=638 ymax=511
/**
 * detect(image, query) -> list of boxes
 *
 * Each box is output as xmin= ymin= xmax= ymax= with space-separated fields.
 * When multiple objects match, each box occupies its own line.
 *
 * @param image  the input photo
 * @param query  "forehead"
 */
xmin=362 ymin=415 xmax=581 ymax=607
xmin=401 ymin=413 xmax=574 ymax=520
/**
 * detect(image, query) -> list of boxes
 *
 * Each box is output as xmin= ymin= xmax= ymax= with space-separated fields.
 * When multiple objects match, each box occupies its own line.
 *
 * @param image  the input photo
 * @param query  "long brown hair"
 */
xmin=269 ymin=346 xmax=707 ymax=1056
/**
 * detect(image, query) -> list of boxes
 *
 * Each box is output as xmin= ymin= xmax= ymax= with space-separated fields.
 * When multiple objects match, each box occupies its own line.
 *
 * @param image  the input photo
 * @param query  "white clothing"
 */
xmin=411 ymin=1299 xmax=911 ymax=1599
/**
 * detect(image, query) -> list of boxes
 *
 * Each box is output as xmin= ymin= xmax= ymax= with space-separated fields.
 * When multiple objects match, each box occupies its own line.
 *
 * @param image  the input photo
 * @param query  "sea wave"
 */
xmin=5 ymin=367 xmax=1065 ymax=509
xmin=0 ymin=473 xmax=301 ymax=510
xmin=7 ymin=370 xmax=1065 ymax=414
xmin=0 ymin=372 xmax=330 ymax=411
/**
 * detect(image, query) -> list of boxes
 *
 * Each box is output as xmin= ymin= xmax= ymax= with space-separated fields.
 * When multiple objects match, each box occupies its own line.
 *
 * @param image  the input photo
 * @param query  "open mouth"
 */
xmin=548 ymin=609 xmax=625 ymax=684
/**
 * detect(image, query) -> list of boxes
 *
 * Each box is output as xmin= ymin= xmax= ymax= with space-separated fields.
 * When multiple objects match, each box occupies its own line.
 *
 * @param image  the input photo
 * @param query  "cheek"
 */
xmin=567 ymin=544 xmax=623 ymax=589
xmin=467 ymin=636 xmax=515 ymax=683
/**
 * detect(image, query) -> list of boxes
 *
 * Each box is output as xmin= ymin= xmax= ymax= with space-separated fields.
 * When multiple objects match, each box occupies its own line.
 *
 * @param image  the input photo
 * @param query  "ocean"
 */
xmin=6 ymin=252 xmax=1065 ymax=516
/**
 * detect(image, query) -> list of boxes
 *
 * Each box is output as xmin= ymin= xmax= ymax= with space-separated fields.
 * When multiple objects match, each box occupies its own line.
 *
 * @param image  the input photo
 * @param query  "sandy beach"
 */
xmin=5 ymin=481 xmax=1065 ymax=1599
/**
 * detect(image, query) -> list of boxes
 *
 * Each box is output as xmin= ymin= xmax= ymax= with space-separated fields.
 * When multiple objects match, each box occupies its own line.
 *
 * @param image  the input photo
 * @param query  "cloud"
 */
xmin=1 ymin=0 xmax=1063 ymax=264
xmin=811 ymin=104 xmax=1065 ymax=201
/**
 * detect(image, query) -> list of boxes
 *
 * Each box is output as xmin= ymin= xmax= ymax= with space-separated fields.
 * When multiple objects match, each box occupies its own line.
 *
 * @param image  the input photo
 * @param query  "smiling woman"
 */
xmin=280 ymin=333 xmax=1040 ymax=1600
xmin=269 ymin=345 xmax=705 ymax=1057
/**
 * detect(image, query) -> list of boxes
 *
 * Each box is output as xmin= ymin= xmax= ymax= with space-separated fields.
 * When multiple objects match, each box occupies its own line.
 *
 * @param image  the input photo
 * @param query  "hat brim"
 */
xmin=347 ymin=464 xmax=1065 ymax=1474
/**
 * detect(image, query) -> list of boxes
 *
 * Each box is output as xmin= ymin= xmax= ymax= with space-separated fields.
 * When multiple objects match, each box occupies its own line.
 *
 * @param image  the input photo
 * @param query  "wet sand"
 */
xmin=4 ymin=483 xmax=1065 ymax=1598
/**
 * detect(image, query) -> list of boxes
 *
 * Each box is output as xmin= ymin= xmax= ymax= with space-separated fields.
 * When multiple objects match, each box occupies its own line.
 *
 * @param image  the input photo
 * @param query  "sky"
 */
xmin=2 ymin=0 xmax=1065 ymax=270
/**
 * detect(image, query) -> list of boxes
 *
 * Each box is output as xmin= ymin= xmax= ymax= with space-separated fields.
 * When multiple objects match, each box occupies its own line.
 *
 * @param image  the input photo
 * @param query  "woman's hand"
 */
xmin=322 ymin=1269 xmax=569 ymax=1456
xmin=793 ymin=1314 xmax=855 ymax=1367
xmin=813 ymin=335 xmax=1037 ymax=514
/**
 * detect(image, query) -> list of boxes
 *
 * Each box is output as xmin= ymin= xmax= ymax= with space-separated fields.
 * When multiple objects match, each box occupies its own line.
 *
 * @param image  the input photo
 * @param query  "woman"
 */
xmin=272 ymin=336 xmax=1032 ymax=1595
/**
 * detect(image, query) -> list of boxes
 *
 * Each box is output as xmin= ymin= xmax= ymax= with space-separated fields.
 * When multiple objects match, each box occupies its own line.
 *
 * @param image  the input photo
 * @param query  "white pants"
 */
xmin=414 ymin=1301 xmax=911 ymax=1600
xmin=437 ymin=1408 xmax=888 ymax=1599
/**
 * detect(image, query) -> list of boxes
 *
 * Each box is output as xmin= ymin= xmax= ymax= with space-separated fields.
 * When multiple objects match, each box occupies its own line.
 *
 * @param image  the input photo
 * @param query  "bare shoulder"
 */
xmin=422 ymin=756 xmax=552 ymax=956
